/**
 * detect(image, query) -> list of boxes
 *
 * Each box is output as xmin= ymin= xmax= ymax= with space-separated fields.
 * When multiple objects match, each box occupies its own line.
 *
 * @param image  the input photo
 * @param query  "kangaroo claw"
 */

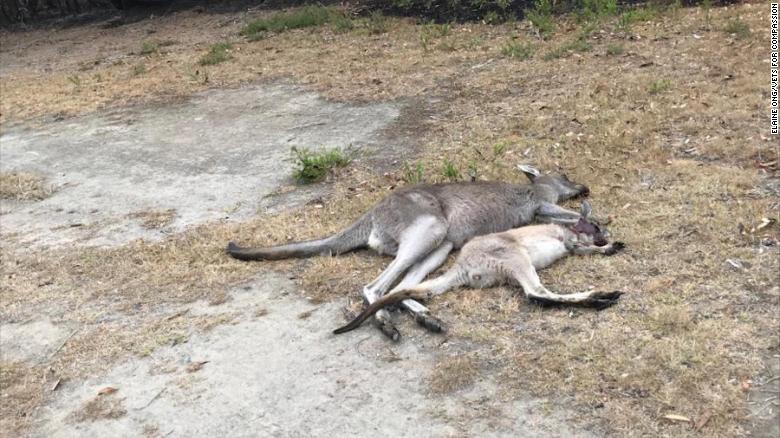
xmin=415 ymin=312 xmax=446 ymax=333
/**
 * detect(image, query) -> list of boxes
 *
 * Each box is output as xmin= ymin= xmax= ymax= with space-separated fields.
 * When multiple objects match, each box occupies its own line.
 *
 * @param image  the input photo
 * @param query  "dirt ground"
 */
xmin=1 ymin=1 xmax=778 ymax=437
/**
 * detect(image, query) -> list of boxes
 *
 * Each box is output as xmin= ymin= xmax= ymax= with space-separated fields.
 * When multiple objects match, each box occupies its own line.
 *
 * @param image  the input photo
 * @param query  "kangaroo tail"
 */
xmin=333 ymin=268 xmax=465 ymax=335
xmin=333 ymin=289 xmax=422 ymax=335
xmin=226 ymin=213 xmax=372 ymax=261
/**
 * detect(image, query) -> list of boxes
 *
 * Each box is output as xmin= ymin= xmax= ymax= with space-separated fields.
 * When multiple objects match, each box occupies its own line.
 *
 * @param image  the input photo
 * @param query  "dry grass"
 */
xmin=70 ymin=393 xmax=127 ymax=422
xmin=0 ymin=2 xmax=777 ymax=437
xmin=127 ymin=208 xmax=177 ymax=229
xmin=0 ymin=171 xmax=52 ymax=200
xmin=0 ymin=362 xmax=46 ymax=433
xmin=429 ymin=354 xmax=480 ymax=394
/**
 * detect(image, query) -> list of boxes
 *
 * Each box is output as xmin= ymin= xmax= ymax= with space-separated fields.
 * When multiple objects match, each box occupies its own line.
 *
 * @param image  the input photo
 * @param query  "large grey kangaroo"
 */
xmin=227 ymin=165 xmax=592 ymax=340
xmin=333 ymin=201 xmax=624 ymax=335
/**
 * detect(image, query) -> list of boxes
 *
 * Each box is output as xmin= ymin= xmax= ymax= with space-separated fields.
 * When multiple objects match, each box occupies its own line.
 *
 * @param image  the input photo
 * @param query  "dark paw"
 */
xmin=373 ymin=318 xmax=401 ymax=342
xmin=415 ymin=312 xmax=446 ymax=333
xmin=605 ymin=242 xmax=625 ymax=256
xmin=587 ymin=291 xmax=624 ymax=310
xmin=528 ymin=296 xmax=563 ymax=308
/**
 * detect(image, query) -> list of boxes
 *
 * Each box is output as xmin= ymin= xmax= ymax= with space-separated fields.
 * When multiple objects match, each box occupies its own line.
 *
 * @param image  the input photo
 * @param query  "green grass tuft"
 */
xmin=606 ymin=44 xmax=624 ymax=56
xmin=501 ymin=41 xmax=534 ymax=60
xmin=420 ymin=22 xmax=452 ymax=51
xmin=525 ymin=9 xmax=554 ymax=37
xmin=618 ymin=6 xmax=658 ymax=28
xmin=199 ymin=42 xmax=233 ymax=66
xmin=492 ymin=140 xmax=509 ymax=157
xmin=648 ymin=79 xmax=671 ymax=94
xmin=331 ymin=13 xmax=354 ymax=33
xmin=140 ymin=41 xmax=158 ymax=55
xmin=366 ymin=11 xmax=388 ymax=35
xmin=524 ymin=0 xmax=554 ymax=37
xmin=441 ymin=160 xmax=461 ymax=181
xmin=402 ymin=162 xmax=425 ymax=184
xmin=578 ymin=0 xmax=617 ymax=21
xmin=290 ymin=146 xmax=351 ymax=184
xmin=723 ymin=19 xmax=750 ymax=39
xmin=242 ymin=6 xmax=335 ymax=40
xmin=544 ymin=39 xmax=592 ymax=60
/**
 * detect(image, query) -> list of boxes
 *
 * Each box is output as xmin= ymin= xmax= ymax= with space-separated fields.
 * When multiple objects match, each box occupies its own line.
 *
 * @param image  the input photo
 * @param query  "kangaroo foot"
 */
xmin=605 ymin=242 xmax=625 ymax=256
xmin=415 ymin=312 xmax=446 ymax=333
xmin=584 ymin=291 xmax=623 ymax=310
xmin=373 ymin=314 xmax=401 ymax=341
xmin=529 ymin=291 xmax=623 ymax=310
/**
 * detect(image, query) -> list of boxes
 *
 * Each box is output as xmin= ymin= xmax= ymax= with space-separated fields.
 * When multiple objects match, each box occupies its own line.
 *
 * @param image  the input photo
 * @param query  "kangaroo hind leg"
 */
xmin=390 ymin=241 xmax=454 ymax=333
xmin=360 ymin=215 xmax=448 ymax=340
xmin=505 ymin=253 xmax=622 ymax=310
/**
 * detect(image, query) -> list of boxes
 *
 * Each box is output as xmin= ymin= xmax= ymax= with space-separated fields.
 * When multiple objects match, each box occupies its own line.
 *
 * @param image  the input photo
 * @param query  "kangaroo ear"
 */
xmin=580 ymin=200 xmax=592 ymax=218
xmin=516 ymin=164 xmax=541 ymax=182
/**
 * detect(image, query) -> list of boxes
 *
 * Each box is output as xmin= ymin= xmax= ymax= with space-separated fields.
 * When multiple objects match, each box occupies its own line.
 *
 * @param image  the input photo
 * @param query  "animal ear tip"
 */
xmin=516 ymin=164 xmax=540 ymax=176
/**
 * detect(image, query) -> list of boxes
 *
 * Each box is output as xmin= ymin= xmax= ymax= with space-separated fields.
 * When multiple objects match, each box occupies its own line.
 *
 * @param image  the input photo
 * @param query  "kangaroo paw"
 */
xmin=415 ymin=312 xmax=446 ymax=333
xmin=605 ymin=242 xmax=625 ymax=256
xmin=587 ymin=291 xmax=624 ymax=310
xmin=373 ymin=316 xmax=401 ymax=342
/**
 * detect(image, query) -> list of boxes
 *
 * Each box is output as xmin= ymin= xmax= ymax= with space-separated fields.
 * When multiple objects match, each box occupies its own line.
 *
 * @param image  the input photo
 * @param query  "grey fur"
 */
xmin=227 ymin=167 xmax=590 ymax=340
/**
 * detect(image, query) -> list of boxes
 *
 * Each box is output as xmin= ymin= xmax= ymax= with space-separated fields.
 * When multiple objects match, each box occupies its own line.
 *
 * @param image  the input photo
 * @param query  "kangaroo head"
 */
xmin=517 ymin=165 xmax=589 ymax=202
xmin=570 ymin=201 xmax=609 ymax=247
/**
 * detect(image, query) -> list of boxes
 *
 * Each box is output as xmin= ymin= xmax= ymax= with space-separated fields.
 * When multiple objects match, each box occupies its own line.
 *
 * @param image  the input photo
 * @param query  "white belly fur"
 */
xmin=367 ymin=228 xmax=385 ymax=253
xmin=523 ymin=237 xmax=568 ymax=269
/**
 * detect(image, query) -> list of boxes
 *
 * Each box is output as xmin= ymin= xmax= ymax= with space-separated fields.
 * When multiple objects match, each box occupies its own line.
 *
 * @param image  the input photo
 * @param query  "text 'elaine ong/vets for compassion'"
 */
xmin=772 ymin=3 xmax=778 ymax=134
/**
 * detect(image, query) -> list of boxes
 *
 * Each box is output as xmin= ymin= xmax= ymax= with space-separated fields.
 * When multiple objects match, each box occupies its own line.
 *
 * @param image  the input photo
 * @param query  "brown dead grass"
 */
xmin=0 ymin=362 xmax=46 ymax=434
xmin=127 ymin=209 xmax=177 ymax=229
xmin=1 ymin=2 xmax=777 ymax=437
xmin=429 ymin=354 xmax=480 ymax=394
xmin=0 ymin=171 xmax=52 ymax=200
xmin=71 ymin=393 xmax=127 ymax=422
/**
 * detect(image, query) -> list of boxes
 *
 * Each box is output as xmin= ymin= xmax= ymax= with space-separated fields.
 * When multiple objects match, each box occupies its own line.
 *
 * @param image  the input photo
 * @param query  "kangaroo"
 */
xmin=227 ymin=165 xmax=592 ymax=340
xmin=333 ymin=201 xmax=624 ymax=336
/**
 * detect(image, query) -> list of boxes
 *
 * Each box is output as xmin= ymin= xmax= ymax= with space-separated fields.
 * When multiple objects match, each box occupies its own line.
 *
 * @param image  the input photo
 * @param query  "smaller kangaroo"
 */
xmin=334 ymin=201 xmax=624 ymax=335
